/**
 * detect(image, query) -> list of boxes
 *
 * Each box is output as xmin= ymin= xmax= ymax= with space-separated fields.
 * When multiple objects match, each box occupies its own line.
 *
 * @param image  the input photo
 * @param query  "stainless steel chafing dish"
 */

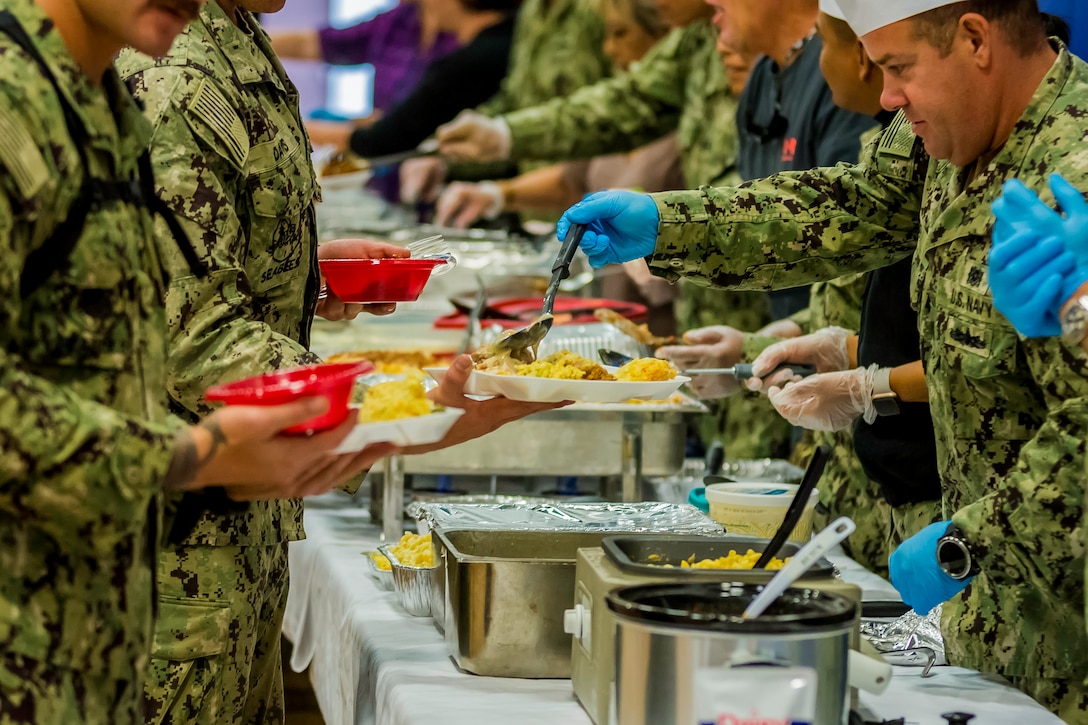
xmin=431 ymin=504 xmax=721 ymax=678
xmin=375 ymin=396 xmax=706 ymax=540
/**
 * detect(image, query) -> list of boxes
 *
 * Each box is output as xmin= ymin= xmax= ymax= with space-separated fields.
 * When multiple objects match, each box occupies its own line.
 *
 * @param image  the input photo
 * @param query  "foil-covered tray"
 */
xmin=414 ymin=502 xmax=723 ymax=534
xmin=719 ymin=458 xmax=806 ymax=483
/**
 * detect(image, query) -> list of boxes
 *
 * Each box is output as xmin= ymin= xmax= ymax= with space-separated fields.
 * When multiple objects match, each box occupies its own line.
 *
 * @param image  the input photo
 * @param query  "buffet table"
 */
xmin=283 ymin=492 xmax=1064 ymax=725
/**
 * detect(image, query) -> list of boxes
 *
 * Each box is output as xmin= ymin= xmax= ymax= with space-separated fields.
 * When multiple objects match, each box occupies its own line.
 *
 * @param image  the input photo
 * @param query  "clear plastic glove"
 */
xmin=655 ymin=326 xmax=744 ymax=399
xmin=889 ymin=521 xmax=973 ymax=615
xmin=400 ymin=157 xmax=447 ymax=204
xmin=435 ymin=181 xmax=503 ymax=228
xmin=436 ymin=110 xmax=512 ymax=162
xmin=746 ymin=326 xmax=851 ymax=392
xmin=765 ymin=364 xmax=879 ymax=431
xmin=988 ymin=229 xmax=1076 ymax=337
xmin=557 ymin=190 xmax=659 ymax=268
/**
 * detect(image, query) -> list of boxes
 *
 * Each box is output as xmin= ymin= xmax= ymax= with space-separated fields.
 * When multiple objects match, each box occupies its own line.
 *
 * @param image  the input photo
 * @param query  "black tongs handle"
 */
xmin=543 ymin=223 xmax=586 ymax=316
xmin=755 ymin=445 xmax=830 ymax=568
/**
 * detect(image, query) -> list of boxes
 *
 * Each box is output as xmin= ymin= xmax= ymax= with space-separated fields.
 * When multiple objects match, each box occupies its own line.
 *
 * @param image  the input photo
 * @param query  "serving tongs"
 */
xmin=753 ymin=444 xmax=829 ymax=568
xmin=487 ymin=224 xmax=586 ymax=360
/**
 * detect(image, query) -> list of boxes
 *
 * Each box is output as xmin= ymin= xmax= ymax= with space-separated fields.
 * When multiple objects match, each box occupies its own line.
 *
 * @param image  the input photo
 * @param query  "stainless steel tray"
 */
xmin=435 ymin=529 xmax=612 ymax=677
xmin=600 ymin=534 xmax=834 ymax=581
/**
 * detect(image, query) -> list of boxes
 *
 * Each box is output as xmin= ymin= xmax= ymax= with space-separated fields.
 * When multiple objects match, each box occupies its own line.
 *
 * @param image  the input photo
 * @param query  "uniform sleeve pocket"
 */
xmin=152 ymin=596 xmax=231 ymax=660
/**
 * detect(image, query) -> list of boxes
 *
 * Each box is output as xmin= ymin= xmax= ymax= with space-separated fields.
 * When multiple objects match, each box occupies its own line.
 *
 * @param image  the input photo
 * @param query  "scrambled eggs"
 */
xmin=357 ymin=376 xmax=435 ymax=423
xmin=656 ymin=549 xmax=790 ymax=570
xmin=389 ymin=531 xmax=436 ymax=568
xmin=515 ymin=351 xmax=615 ymax=380
xmin=616 ymin=358 xmax=677 ymax=381
xmin=368 ymin=551 xmax=392 ymax=571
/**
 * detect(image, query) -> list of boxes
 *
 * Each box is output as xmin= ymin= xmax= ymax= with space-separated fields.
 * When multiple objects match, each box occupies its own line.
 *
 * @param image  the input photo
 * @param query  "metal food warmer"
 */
xmin=376 ymin=395 xmax=706 ymax=541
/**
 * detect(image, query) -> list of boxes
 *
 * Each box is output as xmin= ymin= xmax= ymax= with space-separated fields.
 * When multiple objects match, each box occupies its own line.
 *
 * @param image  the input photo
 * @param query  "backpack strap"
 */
xmin=0 ymin=10 xmax=207 ymax=298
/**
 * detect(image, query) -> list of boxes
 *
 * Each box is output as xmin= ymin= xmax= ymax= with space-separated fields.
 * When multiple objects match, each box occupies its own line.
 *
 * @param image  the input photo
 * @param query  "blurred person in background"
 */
xmin=399 ymin=0 xmax=612 ymax=217
xmin=305 ymin=0 xmax=519 ymax=160
xmin=269 ymin=0 xmax=458 ymax=116
xmin=435 ymin=0 xmax=683 ymax=335
xmin=118 ymin=1 xmax=559 ymax=722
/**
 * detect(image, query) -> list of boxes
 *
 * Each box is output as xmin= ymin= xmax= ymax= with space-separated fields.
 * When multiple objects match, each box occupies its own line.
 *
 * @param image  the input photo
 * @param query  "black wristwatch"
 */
xmin=936 ymin=524 xmax=980 ymax=580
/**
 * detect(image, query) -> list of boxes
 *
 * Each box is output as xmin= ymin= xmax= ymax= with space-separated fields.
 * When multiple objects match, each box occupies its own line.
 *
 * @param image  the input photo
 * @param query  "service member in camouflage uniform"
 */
xmin=399 ymin=0 xmax=613 ymax=201
xmin=119 ymin=5 xmax=335 ymax=720
xmin=555 ymin=2 xmax=1088 ymax=717
xmin=118 ymin=3 xmax=561 ymax=722
xmin=0 ymin=1 xmax=407 ymax=723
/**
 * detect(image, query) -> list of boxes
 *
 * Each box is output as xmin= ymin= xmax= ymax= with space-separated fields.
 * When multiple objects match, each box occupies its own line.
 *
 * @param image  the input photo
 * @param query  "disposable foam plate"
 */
xmin=424 ymin=366 xmax=689 ymax=404
xmin=333 ymin=408 xmax=464 ymax=454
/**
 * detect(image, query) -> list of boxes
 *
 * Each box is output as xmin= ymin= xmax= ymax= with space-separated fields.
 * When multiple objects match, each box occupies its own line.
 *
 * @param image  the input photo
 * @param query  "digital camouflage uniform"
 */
xmin=646 ymin=46 xmax=1088 ymax=720
xmin=503 ymin=20 xmax=778 ymax=456
xmin=0 ymin=1 xmax=180 ymax=722
xmin=117 ymin=4 xmax=320 ymax=723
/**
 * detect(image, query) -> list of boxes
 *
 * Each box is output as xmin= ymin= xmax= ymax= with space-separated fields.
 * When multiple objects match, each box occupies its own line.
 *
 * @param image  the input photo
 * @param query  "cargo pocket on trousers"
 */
xmin=145 ymin=596 xmax=231 ymax=725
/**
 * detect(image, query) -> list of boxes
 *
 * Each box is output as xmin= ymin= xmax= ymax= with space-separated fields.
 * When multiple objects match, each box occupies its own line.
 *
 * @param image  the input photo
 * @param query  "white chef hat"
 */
xmin=836 ymin=0 xmax=964 ymax=36
xmin=819 ymin=0 xmax=847 ymax=22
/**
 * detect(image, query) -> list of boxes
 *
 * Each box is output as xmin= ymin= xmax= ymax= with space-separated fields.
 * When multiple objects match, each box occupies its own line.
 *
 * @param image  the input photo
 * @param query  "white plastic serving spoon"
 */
xmin=742 ymin=516 xmax=857 ymax=620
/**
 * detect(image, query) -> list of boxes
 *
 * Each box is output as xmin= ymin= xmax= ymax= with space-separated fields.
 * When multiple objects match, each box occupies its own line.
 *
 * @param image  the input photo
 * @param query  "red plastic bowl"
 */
xmin=204 ymin=361 xmax=375 ymax=434
xmin=319 ymin=258 xmax=447 ymax=303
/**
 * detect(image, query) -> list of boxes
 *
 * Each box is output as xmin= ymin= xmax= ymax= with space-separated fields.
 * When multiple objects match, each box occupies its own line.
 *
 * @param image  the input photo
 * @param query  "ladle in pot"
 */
xmin=488 ymin=224 xmax=587 ymax=359
xmin=742 ymin=516 xmax=856 ymax=620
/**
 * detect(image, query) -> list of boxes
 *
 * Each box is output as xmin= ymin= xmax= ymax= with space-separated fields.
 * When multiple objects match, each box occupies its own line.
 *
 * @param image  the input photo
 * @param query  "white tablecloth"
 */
xmin=283 ymin=493 xmax=1063 ymax=725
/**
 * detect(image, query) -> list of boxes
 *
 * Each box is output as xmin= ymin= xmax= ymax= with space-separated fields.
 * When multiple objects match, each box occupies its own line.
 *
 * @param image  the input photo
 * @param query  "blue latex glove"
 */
xmin=993 ymin=176 xmax=1088 ymax=280
xmin=889 ymin=521 xmax=973 ymax=615
xmin=556 ymin=190 xmax=660 ymax=268
xmin=988 ymin=229 xmax=1076 ymax=336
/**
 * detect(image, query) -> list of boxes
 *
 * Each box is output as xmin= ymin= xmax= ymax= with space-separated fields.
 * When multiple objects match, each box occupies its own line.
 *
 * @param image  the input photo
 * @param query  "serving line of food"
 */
xmin=283 ymin=494 xmax=1063 ymax=725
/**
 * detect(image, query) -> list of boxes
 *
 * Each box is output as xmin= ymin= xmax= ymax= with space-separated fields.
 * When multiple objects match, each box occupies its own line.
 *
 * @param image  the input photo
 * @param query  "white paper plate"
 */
xmin=333 ymin=408 xmax=464 ymax=453
xmin=424 ymin=366 xmax=689 ymax=404
xmin=318 ymin=169 xmax=373 ymax=192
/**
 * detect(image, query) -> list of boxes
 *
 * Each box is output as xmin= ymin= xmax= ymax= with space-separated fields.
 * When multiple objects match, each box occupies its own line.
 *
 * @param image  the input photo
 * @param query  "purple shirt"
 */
xmin=318 ymin=4 xmax=459 ymax=111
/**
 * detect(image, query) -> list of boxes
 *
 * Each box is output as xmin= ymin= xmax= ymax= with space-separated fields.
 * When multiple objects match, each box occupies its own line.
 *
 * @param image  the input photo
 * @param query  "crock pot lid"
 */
xmin=605 ymin=582 xmax=856 ymax=633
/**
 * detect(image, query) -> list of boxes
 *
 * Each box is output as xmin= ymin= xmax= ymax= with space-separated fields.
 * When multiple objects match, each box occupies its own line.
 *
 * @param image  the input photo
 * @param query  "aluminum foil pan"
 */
xmin=378 ymin=543 xmax=437 ymax=617
xmin=413 ymin=502 xmax=723 ymax=534
xmin=861 ymin=604 xmax=946 ymax=673
xmin=406 ymin=494 xmax=601 ymax=521
xmin=363 ymin=550 xmax=394 ymax=592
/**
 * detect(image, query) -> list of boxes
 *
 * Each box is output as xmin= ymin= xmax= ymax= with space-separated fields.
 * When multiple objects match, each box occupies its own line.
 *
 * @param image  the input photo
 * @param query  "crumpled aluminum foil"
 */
xmin=861 ymin=605 xmax=946 ymax=673
xmin=412 ymin=501 xmax=723 ymax=534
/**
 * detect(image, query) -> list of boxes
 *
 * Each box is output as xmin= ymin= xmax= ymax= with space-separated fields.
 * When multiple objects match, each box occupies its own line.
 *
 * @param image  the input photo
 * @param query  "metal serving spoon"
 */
xmin=597 ymin=348 xmax=816 ymax=381
xmin=488 ymin=224 xmax=587 ymax=359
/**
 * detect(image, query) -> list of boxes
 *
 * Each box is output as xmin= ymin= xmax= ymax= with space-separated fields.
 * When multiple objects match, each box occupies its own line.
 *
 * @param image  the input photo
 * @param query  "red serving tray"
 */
xmin=433 ymin=296 xmax=647 ymax=330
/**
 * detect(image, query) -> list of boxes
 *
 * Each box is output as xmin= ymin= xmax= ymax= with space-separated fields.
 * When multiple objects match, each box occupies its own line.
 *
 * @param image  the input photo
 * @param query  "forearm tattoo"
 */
xmin=163 ymin=419 xmax=230 ymax=491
